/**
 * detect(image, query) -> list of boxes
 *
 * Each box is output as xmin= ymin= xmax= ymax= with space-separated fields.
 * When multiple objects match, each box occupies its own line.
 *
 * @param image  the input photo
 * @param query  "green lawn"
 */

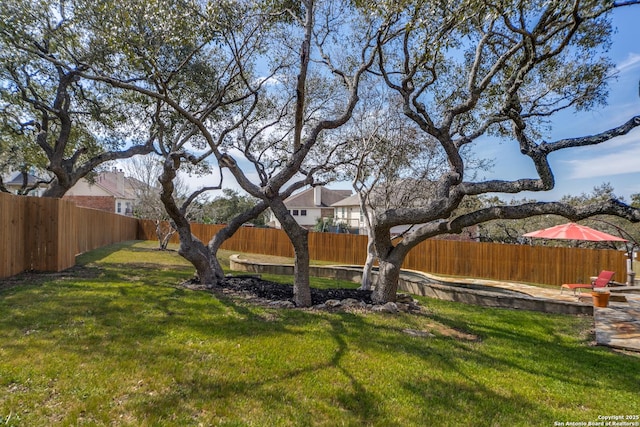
xmin=0 ymin=241 xmax=638 ymax=426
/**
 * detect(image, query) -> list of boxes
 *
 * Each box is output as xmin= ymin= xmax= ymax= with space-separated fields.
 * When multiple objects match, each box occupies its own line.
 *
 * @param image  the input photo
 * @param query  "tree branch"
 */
xmin=396 ymin=199 xmax=640 ymax=252
xmin=461 ymin=115 xmax=640 ymax=196
xmin=545 ymin=115 xmax=640 ymax=153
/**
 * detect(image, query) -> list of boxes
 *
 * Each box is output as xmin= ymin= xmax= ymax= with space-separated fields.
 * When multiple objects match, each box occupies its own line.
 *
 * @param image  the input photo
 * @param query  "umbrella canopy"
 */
xmin=523 ymin=222 xmax=627 ymax=242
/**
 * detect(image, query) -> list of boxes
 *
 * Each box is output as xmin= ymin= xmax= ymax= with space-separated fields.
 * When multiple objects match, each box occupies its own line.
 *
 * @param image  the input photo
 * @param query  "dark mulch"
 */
xmin=197 ymin=276 xmax=374 ymax=306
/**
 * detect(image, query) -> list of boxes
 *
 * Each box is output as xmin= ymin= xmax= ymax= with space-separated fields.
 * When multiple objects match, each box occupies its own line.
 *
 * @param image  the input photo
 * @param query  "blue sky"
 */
xmin=180 ymin=5 xmax=640 ymax=202
xmin=481 ymin=5 xmax=640 ymax=202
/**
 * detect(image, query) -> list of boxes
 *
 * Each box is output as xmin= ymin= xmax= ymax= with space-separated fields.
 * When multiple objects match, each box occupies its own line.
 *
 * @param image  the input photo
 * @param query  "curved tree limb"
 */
xmin=461 ymin=115 xmax=640 ymax=197
xmin=391 ymin=198 xmax=640 ymax=256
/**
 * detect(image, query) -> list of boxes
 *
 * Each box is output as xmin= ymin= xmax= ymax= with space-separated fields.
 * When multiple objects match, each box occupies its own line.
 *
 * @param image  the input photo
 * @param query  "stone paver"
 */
xmin=593 ymin=295 xmax=640 ymax=352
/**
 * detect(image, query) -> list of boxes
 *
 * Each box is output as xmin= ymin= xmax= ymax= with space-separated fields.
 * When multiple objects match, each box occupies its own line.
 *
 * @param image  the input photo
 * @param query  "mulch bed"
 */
xmin=185 ymin=276 xmax=374 ymax=306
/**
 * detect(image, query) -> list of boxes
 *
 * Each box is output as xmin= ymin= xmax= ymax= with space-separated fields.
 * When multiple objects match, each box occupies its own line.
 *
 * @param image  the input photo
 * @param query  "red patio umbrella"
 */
xmin=523 ymin=222 xmax=627 ymax=242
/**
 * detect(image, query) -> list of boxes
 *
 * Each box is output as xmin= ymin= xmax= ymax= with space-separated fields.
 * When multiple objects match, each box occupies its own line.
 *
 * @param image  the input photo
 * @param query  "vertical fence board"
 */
xmin=56 ymin=198 xmax=76 ymax=271
xmin=0 ymin=193 xmax=27 ymax=277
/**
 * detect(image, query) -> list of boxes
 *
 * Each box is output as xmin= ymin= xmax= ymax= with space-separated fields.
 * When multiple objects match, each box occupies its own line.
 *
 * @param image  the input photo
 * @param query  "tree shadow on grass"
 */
xmin=114 ymin=291 xmax=639 ymax=424
xmin=402 ymin=304 xmax=640 ymax=417
xmin=130 ymin=308 xmax=473 ymax=424
xmin=122 ymin=311 xmax=390 ymax=425
xmin=400 ymin=377 xmax=547 ymax=425
xmin=308 ymin=306 xmax=640 ymax=421
xmin=456 ymin=315 xmax=640 ymax=390
xmin=3 ymin=254 xmax=639 ymax=424
xmin=325 ymin=317 xmax=384 ymax=424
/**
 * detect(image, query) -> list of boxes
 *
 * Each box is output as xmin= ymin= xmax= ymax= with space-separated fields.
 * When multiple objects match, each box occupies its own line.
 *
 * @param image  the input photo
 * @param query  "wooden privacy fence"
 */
xmin=138 ymin=220 xmax=627 ymax=286
xmin=0 ymin=189 xmax=628 ymax=286
xmin=1 ymin=196 xmax=628 ymax=286
xmin=1 ymin=192 xmax=138 ymax=279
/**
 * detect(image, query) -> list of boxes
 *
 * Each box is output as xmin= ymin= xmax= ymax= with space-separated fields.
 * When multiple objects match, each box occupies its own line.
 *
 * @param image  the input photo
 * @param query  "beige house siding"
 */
xmin=63 ymin=169 xmax=137 ymax=216
xmin=269 ymin=186 xmax=352 ymax=230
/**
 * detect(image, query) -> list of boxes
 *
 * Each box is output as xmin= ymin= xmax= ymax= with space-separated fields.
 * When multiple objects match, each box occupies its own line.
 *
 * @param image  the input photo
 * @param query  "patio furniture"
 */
xmin=561 ymin=270 xmax=615 ymax=296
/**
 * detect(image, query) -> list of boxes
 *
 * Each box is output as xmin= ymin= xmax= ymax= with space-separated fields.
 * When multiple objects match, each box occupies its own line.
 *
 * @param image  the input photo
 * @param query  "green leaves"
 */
xmin=205 ymin=189 xmax=265 ymax=225
xmin=0 ymin=0 xmax=163 ymax=195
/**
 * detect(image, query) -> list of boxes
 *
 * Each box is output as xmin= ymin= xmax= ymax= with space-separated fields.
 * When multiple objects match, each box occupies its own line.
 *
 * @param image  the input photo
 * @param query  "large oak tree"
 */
xmin=70 ymin=0 xmax=382 ymax=306
xmin=0 ymin=0 xmax=157 ymax=197
xmin=362 ymin=0 xmax=640 ymax=302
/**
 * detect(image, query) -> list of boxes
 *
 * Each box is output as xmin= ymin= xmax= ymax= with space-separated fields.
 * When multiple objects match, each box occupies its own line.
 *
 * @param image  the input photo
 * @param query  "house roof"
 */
xmin=5 ymin=172 xmax=47 ymax=187
xmin=331 ymin=193 xmax=360 ymax=207
xmin=65 ymin=170 xmax=143 ymax=201
xmin=92 ymin=171 xmax=138 ymax=200
xmin=284 ymin=186 xmax=351 ymax=208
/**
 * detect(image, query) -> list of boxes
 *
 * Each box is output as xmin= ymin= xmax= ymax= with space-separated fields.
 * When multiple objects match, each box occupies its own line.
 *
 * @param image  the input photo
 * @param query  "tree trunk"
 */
xmin=372 ymin=256 xmax=402 ymax=304
xmin=41 ymin=182 xmax=68 ymax=198
xmin=177 ymin=234 xmax=223 ymax=286
xmin=291 ymin=230 xmax=312 ymax=306
xmin=358 ymin=199 xmax=377 ymax=291
xmin=208 ymin=201 xmax=268 ymax=281
xmin=158 ymin=154 xmax=224 ymax=286
xmin=360 ymin=236 xmax=376 ymax=291
xmin=155 ymin=220 xmax=176 ymax=250
xmin=269 ymin=199 xmax=312 ymax=307
xmin=169 ymin=209 xmax=224 ymax=286
xmin=172 ymin=217 xmax=224 ymax=286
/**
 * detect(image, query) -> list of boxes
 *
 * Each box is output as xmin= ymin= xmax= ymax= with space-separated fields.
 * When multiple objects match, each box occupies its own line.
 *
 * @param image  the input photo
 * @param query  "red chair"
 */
xmin=561 ymin=270 xmax=615 ymax=296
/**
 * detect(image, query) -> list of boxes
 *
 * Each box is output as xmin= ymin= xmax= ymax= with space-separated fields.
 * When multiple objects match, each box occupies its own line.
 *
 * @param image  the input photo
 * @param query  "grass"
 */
xmin=0 ymin=241 xmax=638 ymax=426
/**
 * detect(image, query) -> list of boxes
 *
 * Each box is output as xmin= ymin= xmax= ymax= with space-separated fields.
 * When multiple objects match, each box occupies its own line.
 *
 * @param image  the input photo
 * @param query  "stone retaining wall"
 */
xmin=229 ymin=255 xmax=592 ymax=315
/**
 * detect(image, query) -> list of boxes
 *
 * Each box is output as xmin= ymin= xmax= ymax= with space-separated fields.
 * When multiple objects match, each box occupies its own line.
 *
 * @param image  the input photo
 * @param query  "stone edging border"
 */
xmin=228 ymin=255 xmax=593 ymax=316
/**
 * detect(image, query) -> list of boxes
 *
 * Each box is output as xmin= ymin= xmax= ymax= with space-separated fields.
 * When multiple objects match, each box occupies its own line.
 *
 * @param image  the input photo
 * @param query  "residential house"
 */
xmin=2 ymin=171 xmax=48 ymax=196
xmin=330 ymin=194 xmax=419 ymax=236
xmin=330 ymin=178 xmax=439 ymax=234
xmin=268 ymin=186 xmax=352 ymax=229
xmin=331 ymin=186 xmax=478 ymax=240
xmin=63 ymin=168 xmax=139 ymax=216
xmin=331 ymin=193 xmax=365 ymax=234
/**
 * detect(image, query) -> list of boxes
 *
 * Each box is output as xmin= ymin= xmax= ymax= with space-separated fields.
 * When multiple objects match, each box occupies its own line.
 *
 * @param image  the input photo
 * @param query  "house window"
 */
xmin=341 ymin=207 xmax=345 ymax=217
xmin=293 ymin=209 xmax=299 ymax=216
xmin=117 ymin=202 xmax=121 ymax=213
xmin=301 ymin=210 xmax=307 ymax=216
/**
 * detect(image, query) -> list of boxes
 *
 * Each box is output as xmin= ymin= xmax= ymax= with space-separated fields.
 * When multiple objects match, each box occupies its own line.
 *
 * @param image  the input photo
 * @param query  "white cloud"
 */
xmin=615 ymin=53 xmax=640 ymax=73
xmin=563 ymin=143 xmax=640 ymax=180
xmin=565 ymin=154 xmax=639 ymax=179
